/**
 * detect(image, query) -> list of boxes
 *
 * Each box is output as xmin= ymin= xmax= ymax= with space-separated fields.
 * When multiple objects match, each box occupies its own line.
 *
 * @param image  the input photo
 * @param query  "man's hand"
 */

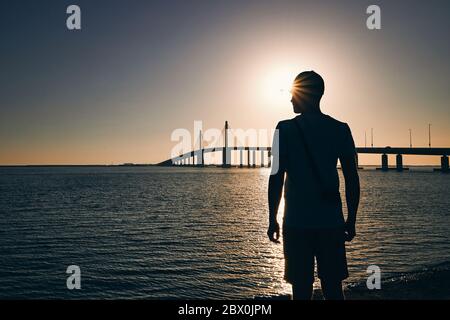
xmin=344 ymin=220 xmax=356 ymax=242
xmin=267 ymin=221 xmax=280 ymax=243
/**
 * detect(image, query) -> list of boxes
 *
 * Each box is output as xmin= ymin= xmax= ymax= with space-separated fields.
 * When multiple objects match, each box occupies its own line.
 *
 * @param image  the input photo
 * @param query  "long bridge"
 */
xmin=157 ymin=121 xmax=450 ymax=172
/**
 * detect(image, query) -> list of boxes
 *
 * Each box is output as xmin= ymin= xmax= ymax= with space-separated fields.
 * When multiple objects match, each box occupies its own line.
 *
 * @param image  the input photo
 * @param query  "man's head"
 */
xmin=291 ymin=71 xmax=324 ymax=114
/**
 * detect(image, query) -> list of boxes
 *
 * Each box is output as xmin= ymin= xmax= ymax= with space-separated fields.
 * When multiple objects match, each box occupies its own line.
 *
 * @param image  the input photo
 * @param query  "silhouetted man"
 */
xmin=267 ymin=71 xmax=360 ymax=300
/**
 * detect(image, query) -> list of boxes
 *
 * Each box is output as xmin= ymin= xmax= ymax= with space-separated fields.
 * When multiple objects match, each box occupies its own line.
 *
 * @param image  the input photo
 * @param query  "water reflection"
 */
xmin=0 ymin=166 xmax=449 ymax=299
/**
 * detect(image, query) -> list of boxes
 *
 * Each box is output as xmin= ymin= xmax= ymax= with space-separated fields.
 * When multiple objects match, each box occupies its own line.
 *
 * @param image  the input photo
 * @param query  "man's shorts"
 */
xmin=282 ymin=226 xmax=349 ymax=284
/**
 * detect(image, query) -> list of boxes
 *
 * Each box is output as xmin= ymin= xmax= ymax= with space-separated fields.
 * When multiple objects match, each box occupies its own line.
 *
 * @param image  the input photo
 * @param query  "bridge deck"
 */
xmin=158 ymin=147 xmax=450 ymax=166
xmin=356 ymin=147 xmax=449 ymax=156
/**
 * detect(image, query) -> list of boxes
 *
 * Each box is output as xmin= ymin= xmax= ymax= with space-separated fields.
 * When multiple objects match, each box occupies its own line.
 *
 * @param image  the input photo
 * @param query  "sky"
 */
xmin=1 ymin=0 xmax=449 ymax=165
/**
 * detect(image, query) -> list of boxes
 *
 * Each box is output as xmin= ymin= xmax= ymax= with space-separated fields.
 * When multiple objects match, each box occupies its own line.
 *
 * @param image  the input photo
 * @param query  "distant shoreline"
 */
xmin=0 ymin=164 xmax=157 ymax=167
xmin=0 ymin=164 xmax=443 ymax=168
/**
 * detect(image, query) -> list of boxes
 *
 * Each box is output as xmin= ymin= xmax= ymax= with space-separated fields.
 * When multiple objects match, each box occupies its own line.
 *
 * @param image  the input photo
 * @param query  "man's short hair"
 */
xmin=292 ymin=71 xmax=325 ymax=99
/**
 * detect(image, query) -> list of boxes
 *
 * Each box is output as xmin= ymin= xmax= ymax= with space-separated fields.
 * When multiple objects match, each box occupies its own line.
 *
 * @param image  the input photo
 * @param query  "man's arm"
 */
xmin=267 ymin=123 xmax=286 ymax=243
xmin=268 ymin=170 xmax=285 ymax=219
xmin=267 ymin=170 xmax=285 ymax=243
xmin=340 ymin=153 xmax=360 ymax=241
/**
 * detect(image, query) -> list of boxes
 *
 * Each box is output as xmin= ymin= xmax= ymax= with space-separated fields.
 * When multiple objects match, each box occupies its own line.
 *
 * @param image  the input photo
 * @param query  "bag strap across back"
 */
xmin=291 ymin=117 xmax=326 ymax=193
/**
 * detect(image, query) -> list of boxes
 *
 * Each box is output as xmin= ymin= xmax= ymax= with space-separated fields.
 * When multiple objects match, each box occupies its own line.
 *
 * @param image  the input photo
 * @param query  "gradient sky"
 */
xmin=1 ymin=0 xmax=449 ymax=165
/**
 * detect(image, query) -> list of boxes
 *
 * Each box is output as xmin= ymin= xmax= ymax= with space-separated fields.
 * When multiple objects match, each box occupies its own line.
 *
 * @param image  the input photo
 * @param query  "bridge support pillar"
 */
xmin=268 ymin=150 xmax=271 ymax=168
xmin=195 ymin=149 xmax=204 ymax=167
xmin=247 ymin=149 xmax=251 ymax=168
xmin=396 ymin=154 xmax=403 ymax=171
xmin=240 ymin=149 xmax=243 ymax=168
xmin=252 ymin=150 xmax=256 ymax=168
xmin=381 ymin=154 xmax=388 ymax=171
xmin=260 ymin=149 xmax=264 ymax=167
xmin=441 ymin=155 xmax=449 ymax=173
xmin=222 ymin=148 xmax=231 ymax=168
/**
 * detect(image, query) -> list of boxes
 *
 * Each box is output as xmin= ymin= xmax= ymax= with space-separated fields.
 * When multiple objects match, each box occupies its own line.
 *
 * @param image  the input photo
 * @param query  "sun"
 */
xmin=261 ymin=67 xmax=296 ymax=106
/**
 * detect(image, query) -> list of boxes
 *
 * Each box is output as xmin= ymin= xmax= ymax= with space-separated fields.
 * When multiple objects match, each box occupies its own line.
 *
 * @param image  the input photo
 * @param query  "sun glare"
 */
xmin=261 ymin=68 xmax=296 ymax=106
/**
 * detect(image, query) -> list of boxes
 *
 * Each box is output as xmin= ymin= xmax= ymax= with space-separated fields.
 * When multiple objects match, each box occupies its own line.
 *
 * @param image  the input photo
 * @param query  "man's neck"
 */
xmin=302 ymin=108 xmax=322 ymax=115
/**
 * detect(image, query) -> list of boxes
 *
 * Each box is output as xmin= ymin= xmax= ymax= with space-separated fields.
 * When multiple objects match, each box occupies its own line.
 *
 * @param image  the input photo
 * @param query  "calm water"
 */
xmin=0 ymin=166 xmax=449 ymax=299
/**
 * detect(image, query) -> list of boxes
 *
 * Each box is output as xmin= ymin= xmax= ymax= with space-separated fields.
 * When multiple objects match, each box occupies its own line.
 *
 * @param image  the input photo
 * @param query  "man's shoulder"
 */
xmin=277 ymin=119 xmax=294 ymax=127
xmin=276 ymin=115 xmax=350 ymax=133
xmin=323 ymin=114 xmax=349 ymax=128
xmin=275 ymin=119 xmax=295 ymax=131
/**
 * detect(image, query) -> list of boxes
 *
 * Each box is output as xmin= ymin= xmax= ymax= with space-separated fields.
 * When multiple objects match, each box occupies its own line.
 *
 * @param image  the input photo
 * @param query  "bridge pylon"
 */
xmin=222 ymin=121 xmax=231 ymax=168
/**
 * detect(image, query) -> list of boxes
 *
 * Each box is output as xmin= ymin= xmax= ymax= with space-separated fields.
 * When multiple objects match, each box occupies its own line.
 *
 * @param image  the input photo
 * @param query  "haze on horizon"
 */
xmin=1 ymin=0 xmax=449 ymax=165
